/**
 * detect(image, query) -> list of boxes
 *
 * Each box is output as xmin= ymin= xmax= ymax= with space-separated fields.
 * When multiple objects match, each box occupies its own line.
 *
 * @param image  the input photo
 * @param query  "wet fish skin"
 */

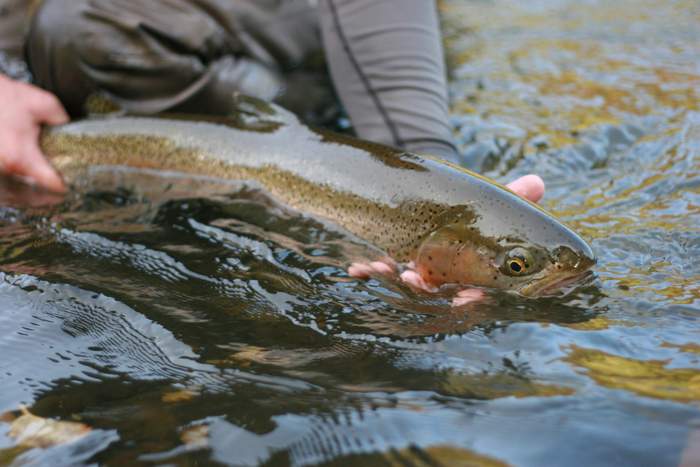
xmin=40 ymin=99 xmax=595 ymax=295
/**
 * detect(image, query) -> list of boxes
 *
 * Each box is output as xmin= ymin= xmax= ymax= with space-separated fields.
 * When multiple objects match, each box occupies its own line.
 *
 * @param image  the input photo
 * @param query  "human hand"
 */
xmin=348 ymin=174 xmax=546 ymax=305
xmin=0 ymin=75 xmax=68 ymax=192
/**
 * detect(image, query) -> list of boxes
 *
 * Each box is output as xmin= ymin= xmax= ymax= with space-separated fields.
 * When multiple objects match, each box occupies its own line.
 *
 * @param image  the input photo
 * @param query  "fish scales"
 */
xmin=42 ymin=132 xmax=447 ymax=261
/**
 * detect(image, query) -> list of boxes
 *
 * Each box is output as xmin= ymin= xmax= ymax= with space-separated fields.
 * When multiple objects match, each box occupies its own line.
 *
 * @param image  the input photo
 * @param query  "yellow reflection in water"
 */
xmin=662 ymin=342 xmax=700 ymax=355
xmin=0 ymin=406 xmax=92 ymax=464
xmin=441 ymin=372 xmax=574 ymax=399
xmin=385 ymin=445 xmax=510 ymax=467
xmin=442 ymin=0 xmax=699 ymax=154
xmin=563 ymin=316 xmax=635 ymax=331
xmin=565 ymin=346 xmax=700 ymax=403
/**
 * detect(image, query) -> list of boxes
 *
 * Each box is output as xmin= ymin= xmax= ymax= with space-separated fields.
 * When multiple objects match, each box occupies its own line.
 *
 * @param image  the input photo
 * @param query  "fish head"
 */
xmin=413 ymin=188 xmax=596 ymax=296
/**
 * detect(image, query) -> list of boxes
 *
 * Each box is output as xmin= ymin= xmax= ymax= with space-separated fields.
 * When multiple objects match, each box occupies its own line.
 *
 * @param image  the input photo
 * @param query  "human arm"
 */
xmin=318 ymin=0 xmax=460 ymax=163
xmin=0 ymin=74 xmax=67 ymax=192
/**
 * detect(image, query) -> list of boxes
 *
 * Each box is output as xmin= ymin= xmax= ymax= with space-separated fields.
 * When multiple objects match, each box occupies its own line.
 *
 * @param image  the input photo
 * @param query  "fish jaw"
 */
xmin=518 ymin=246 xmax=597 ymax=296
xmin=518 ymin=268 xmax=595 ymax=297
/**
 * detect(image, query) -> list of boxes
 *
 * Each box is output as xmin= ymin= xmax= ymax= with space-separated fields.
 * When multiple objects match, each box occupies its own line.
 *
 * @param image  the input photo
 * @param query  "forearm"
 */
xmin=319 ymin=0 xmax=458 ymax=161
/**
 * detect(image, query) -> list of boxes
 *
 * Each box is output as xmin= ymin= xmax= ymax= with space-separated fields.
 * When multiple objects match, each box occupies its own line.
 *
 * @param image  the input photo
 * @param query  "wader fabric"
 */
xmin=0 ymin=0 xmax=34 ymax=79
xmin=26 ymin=0 xmax=322 ymax=116
xmin=0 ymin=0 xmax=33 ymax=60
xmin=17 ymin=0 xmax=458 ymax=161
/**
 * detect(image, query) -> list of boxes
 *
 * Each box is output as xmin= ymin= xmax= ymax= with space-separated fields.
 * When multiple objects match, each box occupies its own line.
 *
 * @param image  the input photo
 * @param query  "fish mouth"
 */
xmin=519 ymin=270 xmax=595 ymax=297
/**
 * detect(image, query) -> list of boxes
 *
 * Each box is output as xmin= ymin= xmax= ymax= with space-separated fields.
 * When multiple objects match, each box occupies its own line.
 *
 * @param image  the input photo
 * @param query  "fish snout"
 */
xmin=555 ymin=244 xmax=596 ymax=273
xmin=519 ymin=245 xmax=596 ymax=297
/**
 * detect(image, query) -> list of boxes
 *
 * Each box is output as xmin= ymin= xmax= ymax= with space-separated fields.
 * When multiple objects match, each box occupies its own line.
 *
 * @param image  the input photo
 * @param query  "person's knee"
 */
xmin=28 ymin=0 xmax=225 ymax=115
xmin=28 ymin=0 xmax=88 ymax=60
xmin=26 ymin=0 xmax=97 ymax=114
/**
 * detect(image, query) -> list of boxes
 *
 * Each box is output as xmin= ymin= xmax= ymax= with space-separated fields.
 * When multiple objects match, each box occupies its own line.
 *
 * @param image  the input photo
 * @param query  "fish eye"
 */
xmin=502 ymin=247 xmax=535 ymax=276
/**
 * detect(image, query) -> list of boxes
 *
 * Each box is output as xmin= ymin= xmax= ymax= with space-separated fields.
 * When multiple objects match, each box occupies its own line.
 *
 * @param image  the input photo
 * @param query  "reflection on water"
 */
xmin=1 ymin=0 xmax=699 ymax=465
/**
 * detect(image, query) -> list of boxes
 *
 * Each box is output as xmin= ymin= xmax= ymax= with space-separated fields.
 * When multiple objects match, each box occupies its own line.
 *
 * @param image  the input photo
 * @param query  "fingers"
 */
xmin=9 ymin=144 xmax=66 ymax=193
xmin=25 ymin=90 xmax=68 ymax=191
xmin=348 ymin=260 xmax=397 ymax=279
xmin=399 ymin=269 xmax=437 ymax=293
xmin=506 ymin=174 xmax=545 ymax=203
xmin=351 ymin=260 xmax=487 ymax=307
xmin=348 ymin=262 xmax=375 ymax=279
xmin=25 ymin=86 xmax=69 ymax=125
xmin=0 ymin=78 xmax=68 ymax=192
xmin=368 ymin=261 xmax=395 ymax=275
xmin=452 ymin=288 xmax=486 ymax=307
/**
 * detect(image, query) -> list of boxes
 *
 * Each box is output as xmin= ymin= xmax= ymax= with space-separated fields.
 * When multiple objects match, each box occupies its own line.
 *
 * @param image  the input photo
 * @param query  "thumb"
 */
xmin=26 ymin=87 xmax=69 ymax=126
xmin=16 ymin=144 xmax=66 ymax=193
xmin=506 ymin=174 xmax=545 ymax=203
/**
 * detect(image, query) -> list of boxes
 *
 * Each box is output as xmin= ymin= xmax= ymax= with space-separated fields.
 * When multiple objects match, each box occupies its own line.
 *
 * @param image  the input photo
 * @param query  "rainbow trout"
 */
xmin=41 ymin=99 xmax=595 ymax=296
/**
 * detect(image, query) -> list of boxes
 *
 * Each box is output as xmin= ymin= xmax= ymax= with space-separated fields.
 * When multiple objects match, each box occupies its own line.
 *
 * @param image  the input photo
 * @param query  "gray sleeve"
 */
xmin=319 ymin=0 xmax=459 ymax=162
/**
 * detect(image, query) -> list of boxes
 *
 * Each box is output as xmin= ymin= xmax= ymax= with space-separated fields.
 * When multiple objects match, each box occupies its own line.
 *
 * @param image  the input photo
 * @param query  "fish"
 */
xmin=40 ymin=96 xmax=595 ymax=296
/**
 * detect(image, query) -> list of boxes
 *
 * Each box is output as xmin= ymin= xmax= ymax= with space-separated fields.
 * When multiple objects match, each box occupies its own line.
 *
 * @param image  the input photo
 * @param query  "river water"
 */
xmin=1 ymin=0 xmax=699 ymax=465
